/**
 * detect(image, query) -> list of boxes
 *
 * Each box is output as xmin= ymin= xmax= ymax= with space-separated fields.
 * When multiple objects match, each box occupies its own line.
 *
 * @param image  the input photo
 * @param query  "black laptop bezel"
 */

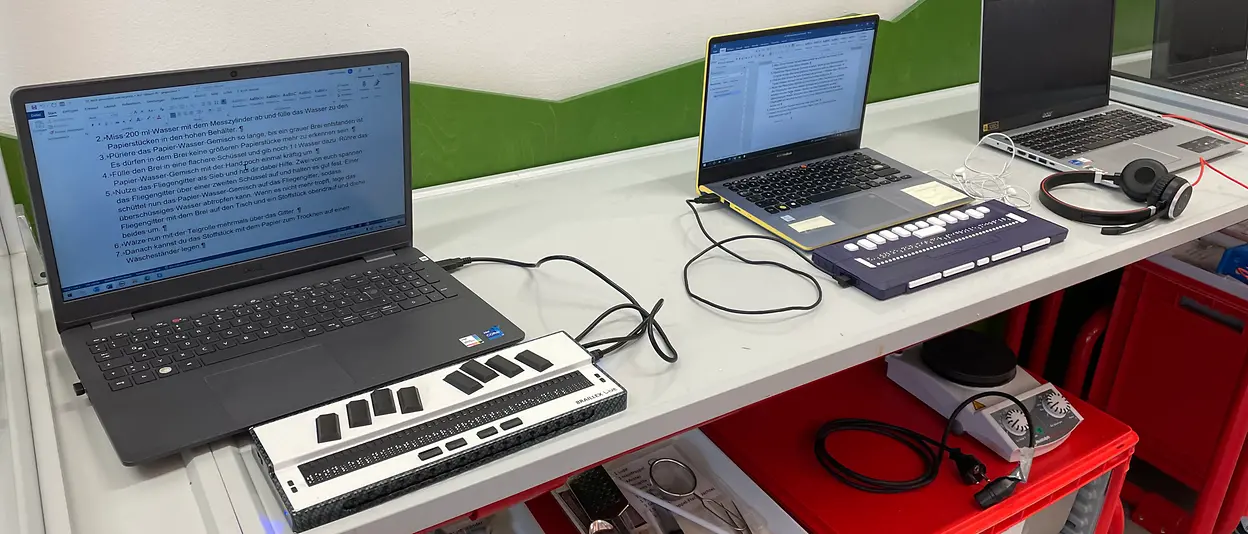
xmin=696 ymin=14 xmax=880 ymax=187
xmin=978 ymin=0 xmax=1115 ymax=136
xmin=1151 ymin=0 xmax=1248 ymax=79
xmin=10 ymin=50 xmax=413 ymax=331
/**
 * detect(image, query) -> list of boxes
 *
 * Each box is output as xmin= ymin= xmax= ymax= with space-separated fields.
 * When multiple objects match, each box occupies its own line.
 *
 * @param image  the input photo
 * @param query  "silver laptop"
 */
xmin=696 ymin=15 xmax=971 ymax=251
xmin=979 ymin=0 xmax=1240 ymax=174
xmin=1152 ymin=0 xmax=1248 ymax=102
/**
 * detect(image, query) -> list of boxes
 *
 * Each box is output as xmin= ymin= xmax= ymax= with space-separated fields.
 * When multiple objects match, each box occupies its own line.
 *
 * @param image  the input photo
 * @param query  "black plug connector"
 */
xmin=436 ymin=257 xmax=470 ymax=273
xmin=830 ymin=274 xmax=855 ymax=288
xmin=948 ymin=449 xmax=987 ymax=485
xmin=691 ymin=193 xmax=720 ymax=204
xmin=974 ymin=476 xmax=1020 ymax=509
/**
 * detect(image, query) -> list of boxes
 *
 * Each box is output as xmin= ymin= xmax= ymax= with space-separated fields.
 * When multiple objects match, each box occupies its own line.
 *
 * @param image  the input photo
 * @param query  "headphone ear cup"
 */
xmin=1161 ymin=178 xmax=1192 ymax=219
xmin=1120 ymin=159 xmax=1169 ymax=202
xmin=1146 ymin=175 xmax=1173 ymax=208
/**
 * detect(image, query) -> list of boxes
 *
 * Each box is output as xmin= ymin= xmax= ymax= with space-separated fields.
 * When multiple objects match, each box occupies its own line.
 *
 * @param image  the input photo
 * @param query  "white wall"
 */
xmin=0 ymin=0 xmax=18 ymax=133
xmin=0 ymin=0 xmax=916 ymax=134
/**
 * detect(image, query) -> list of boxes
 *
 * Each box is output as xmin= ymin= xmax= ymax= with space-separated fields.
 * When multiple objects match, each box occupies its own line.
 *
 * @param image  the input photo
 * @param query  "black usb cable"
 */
xmin=684 ymin=194 xmax=850 ymax=315
xmin=438 ymin=255 xmax=677 ymax=364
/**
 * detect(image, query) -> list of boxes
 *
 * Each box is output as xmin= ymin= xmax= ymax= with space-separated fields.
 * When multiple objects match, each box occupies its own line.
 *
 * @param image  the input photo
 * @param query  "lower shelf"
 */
xmin=702 ymin=358 xmax=1138 ymax=534
xmin=525 ymin=429 xmax=807 ymax=534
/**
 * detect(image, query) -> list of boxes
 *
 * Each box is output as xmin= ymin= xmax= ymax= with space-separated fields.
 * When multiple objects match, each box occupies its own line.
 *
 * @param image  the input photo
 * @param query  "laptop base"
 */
xmin=66 ymin=248 xmax=523 ymax=465
xmin=705 ymin=148 xmax=971 ymax=250
xmin=989 ymin=104 xmax=1240 ymax=175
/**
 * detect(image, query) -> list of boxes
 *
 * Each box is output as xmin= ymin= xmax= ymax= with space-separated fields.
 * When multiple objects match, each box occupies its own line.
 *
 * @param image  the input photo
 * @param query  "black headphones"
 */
xmin=1039 ymin=159 xmax=1192 ymax=235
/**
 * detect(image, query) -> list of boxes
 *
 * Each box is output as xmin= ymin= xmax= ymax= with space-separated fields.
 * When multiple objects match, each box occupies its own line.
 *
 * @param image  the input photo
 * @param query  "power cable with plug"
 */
xmin=814 ymin=391 xmax=1035 ymax=509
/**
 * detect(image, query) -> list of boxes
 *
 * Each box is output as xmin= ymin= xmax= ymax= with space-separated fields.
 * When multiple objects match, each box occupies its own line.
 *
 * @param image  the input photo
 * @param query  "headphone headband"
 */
xmin=1038 ymin=171 xmax=1156 ymax=226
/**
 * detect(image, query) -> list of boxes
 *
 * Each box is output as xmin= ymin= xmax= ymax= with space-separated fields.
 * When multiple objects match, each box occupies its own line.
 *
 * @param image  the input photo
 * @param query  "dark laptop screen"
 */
xmin=23 ymin=63 xmax=407 ymax=302
xmin=700 ymin=20 xmax=876 ymax=168
xmin=1158 ymin=0 xmax=1248 ymax=77
xmin=980 ymin=0 xmax=1114 ymax=135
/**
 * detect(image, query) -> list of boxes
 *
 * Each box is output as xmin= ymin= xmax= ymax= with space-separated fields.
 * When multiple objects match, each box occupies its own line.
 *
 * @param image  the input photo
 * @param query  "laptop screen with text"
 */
xmin=700 ymin=20 xmax=876 ymax=168
xmin=23 ymin=63 xmax=407 ymax=302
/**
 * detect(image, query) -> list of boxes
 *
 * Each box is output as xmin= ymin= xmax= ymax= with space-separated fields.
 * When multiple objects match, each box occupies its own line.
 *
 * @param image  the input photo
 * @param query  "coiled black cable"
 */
xmin=814 ymin=418 xmax=951 ymax=493
xmin=683 ymin=196 xmax=828 ymax=315
xmin=814 ymin=391 xmax=1034 ymax=494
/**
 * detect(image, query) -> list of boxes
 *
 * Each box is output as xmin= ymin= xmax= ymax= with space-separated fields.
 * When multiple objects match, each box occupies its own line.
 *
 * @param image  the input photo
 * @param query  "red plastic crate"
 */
xmin=1097 ymin=260 xmax=1248 ymax=490
xmin=702 ymin=358 xmax=1137 ymax=534
xmin=1088 ymin=256 xmax=1248 ymax=534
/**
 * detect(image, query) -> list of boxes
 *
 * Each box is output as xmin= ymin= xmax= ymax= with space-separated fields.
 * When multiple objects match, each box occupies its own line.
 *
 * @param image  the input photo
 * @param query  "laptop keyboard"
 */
xmin=1175 ymin=65 xmax=1248 ymax=99
xmin=87 ymin=261 xmax=456 ymax=392
xmin=1013 ymin=109 xmax=1173 ymax=160
xmin=722 ymin=153 xmax=912 ymax=214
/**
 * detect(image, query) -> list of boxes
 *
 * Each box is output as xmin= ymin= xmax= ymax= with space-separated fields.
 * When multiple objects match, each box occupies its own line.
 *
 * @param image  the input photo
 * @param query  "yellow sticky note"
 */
xmin=789 ymin=216 xmax=835 ymax=233
xmin=901 ymin=181 xmax=968 ymax=207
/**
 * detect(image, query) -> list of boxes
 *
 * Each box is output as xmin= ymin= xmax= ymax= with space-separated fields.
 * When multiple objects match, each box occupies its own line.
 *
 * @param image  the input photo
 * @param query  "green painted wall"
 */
xmin=2 ymin=0 xmax=1157 ymax=206
xmin=1115 ymin=0 xmax=1157 ymax=55
xmin=411 ymin=0 xmax=990 ymax=188
xmin=0 ymin=134 xmax=30 ymax=221
xmin=411 ymin=63 xmax=705 ymax=189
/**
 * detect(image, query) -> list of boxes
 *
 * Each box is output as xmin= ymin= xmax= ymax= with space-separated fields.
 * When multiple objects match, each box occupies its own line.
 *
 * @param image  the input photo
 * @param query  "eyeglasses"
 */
xmin=648 ymin=458 xmax=750 ymax=534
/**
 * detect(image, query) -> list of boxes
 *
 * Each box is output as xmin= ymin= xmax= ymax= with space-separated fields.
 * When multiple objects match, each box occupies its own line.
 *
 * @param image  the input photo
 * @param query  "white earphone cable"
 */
xmin=929 ymin=133 xmax=1032 ymax=209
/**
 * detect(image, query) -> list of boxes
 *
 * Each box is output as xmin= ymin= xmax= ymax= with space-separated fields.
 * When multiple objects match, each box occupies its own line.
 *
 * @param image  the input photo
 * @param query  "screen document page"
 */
xmin=24 ymin=63 xmax=407 ymax=301
xmin=701 ymin=22 xmax=875 ymax=166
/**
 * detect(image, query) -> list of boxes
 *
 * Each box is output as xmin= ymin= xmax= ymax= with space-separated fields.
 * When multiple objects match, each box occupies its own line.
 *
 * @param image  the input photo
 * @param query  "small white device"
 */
xmin=886 ymin=348 xmax=1082 ymax=462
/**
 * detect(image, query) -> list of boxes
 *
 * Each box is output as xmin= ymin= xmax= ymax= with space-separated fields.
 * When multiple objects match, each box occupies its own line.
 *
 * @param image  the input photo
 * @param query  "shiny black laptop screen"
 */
xmin=980 ymin=0 xmax=1114 ymax=134
xmin=23 ymin=63 xmax=407 ymax=302
xmin=700 ymin=21 xmax=877 ymax=167
xmin=1164 ymin=0 xmax=1248 ymax=76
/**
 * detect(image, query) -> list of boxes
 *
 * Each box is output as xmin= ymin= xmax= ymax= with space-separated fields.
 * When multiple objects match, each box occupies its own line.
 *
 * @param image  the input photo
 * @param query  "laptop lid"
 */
xmin=979 ymin=0 xmax=1115 ymax=136
xmin=1152 ymin=0 xmax=1248 ymax=79
xmin=10 ymin=50 xmax=412 ymax=331
xmin=697 ymin=15 xmax=880 ymax=187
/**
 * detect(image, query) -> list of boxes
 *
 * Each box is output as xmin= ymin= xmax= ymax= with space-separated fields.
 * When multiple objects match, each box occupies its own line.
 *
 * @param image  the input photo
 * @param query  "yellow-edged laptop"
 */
xmin=695 ymin=14 xmax=970 ymax=250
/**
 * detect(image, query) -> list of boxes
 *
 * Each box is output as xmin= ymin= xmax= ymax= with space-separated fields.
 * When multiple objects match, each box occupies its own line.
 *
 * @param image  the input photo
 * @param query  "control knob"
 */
xmin=1042 ymin=391 xmax=1071 ymax=419
xmin=1002 ymin=409 xmax=1029 ymax=436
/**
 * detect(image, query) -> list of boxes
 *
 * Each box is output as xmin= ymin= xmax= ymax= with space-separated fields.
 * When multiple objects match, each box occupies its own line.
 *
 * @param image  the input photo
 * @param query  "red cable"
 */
xmin=1204 ymin=158 xmax=1248 ymax=190
xmin=1163 ymin=114 xmax=1248 ymax=145
xmin=1160 ymin=114 xmax=1248 ymax=190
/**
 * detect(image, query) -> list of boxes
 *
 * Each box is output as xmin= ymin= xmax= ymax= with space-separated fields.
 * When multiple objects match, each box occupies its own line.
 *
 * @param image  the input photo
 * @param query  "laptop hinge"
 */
xmin=362 ymin=250 xmax=398 ymax=263
xmin=91 ymin=314 xmax=135 ymax=330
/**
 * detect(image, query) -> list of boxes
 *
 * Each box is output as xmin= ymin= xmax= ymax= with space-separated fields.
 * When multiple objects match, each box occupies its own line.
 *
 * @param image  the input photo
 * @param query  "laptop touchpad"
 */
xmin=204 ymin=344 xmax=354 ymax=423
xmin=822 ymin=194 xmax=909 ymax=228
xmin=1097 ymin=143 xmax=1179 ymax=166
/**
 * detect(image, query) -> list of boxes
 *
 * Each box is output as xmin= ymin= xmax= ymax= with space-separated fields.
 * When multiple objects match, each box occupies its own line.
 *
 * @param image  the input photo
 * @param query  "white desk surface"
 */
xmin=20 ymin=84 xmax=1248 ymax=534
xmin=5 ymin=153 xmax=70 ymax=534
xmin=1 ymin=208 xmax=31 ymax=534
